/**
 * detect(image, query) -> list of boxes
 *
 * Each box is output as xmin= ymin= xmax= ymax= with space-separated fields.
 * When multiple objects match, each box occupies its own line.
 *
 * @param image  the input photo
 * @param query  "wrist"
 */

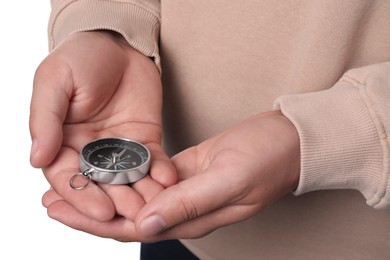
xmin=251 ymin=110 xmax=300 ymax=192
xmin=275 ymin=112 xmax=301 ymax=192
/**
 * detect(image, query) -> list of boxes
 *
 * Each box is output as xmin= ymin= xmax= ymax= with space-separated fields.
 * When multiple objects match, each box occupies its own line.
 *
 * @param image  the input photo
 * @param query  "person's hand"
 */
xmin=41 ymin=110 xmax=300 ymax=242
xmin=135 ymin=110 xmax=300 ymax=240
xmin=30 ymin=31 xmax=176 ymax=225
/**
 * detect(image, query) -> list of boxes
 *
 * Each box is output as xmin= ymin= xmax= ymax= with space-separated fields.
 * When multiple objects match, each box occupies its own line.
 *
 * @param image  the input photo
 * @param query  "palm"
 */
xmin=61 ymin=44 xmax=163 ymax=152
xmin=30 ymin=32 xmax=175 ymax=225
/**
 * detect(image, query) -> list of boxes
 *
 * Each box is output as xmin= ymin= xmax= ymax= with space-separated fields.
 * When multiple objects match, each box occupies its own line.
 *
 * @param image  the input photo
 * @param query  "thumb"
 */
xmin=135 ymin=166 xmax=234 ymax=238
xmin=29 ymin=58 xmax=72 ymax=168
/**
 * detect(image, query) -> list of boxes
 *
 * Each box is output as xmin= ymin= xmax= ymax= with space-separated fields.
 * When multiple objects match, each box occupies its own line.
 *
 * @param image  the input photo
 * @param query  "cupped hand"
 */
xmin=29 ymin=31 xmax=176 ymax=225
xmin=46 ymin=110 xmax=300 ymax=242
xmin=134 ymin=110 xmax=300 ymax=240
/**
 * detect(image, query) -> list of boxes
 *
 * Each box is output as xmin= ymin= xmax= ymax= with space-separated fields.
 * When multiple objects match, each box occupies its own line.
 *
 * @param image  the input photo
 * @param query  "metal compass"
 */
xmin=70 ymin=137 xmax=151 ymax=190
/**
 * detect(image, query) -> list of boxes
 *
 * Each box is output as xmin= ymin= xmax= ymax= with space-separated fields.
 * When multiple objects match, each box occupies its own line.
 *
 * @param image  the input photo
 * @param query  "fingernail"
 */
xmin=30 ymin=139 xmax=38 ymax=162
xmin=140 ymin=215 xmax=165 ymax=237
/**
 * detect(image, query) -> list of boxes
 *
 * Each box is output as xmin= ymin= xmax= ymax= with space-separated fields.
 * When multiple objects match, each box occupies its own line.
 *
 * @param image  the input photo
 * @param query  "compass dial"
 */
xmin=79 ymin=138 xmax=151 ymax=184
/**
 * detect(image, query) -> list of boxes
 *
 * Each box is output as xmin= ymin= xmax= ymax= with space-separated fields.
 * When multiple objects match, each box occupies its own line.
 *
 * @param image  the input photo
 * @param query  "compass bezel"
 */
xmin=79 ymin=137 xmax=151 ymax=184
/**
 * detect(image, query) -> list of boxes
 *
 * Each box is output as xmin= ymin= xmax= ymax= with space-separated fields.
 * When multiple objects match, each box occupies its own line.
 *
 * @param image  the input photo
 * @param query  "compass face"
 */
xmin=81 ymin=138 xmax=150 ymax=172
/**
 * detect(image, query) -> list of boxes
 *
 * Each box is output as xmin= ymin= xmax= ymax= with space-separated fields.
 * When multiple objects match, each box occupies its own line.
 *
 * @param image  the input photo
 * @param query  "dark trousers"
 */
xmin=140 ymin=240 xmax=199 ymax=260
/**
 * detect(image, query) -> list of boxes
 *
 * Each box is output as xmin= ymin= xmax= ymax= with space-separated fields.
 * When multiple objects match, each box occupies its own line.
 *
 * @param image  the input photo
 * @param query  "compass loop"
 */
xmin=69 ymin=171 xmax=92 ymax=190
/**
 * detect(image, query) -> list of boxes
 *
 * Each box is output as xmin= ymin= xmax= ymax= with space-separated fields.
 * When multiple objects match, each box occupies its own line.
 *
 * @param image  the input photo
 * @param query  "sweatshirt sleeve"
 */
xmin=274 ymin=62 xmax=390 ymax=209
xmin=48 ymin=0 xmax=161 ymax=68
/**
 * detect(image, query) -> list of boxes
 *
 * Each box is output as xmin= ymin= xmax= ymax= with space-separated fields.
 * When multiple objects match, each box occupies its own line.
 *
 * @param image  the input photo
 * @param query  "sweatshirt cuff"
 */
xmin=274 ymin=73 xmax=386 ymax=208
xmin=49 ymin=0 xmax=161 ymax=69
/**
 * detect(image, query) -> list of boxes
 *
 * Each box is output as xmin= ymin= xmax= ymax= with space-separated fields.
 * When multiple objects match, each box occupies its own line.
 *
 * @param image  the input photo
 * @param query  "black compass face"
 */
xmin=81 ymin=138 xmax=149 ymax=171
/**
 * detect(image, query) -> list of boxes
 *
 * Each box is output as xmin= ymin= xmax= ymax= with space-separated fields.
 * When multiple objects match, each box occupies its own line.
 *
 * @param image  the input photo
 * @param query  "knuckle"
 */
xmin=177 ymin=193 xmax=199 ymax=221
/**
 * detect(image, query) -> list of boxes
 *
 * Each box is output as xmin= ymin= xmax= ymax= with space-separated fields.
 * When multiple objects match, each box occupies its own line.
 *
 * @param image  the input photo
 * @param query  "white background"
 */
xmin=0 ymin=1 xmax=140 ymax=259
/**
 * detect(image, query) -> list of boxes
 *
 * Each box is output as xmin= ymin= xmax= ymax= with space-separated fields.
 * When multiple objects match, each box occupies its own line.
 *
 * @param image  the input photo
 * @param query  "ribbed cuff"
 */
xmin=274 ymin=77 xmax=386 ymax=208
xmin=49 ymin=0 xmax=161 ymax=69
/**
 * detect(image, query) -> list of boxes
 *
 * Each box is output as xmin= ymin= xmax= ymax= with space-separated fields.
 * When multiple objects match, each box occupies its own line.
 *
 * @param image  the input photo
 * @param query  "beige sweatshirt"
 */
xmin=48 ymin=0 xmax=390 ymax=259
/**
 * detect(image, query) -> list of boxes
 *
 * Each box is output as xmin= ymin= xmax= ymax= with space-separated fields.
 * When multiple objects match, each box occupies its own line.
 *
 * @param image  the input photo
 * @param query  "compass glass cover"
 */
xmin=81 ymin=138 xmax=149 ymax=171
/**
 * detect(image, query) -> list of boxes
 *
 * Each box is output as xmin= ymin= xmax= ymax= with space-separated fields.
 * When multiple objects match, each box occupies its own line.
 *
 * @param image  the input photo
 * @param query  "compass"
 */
xmin=70 ymin=137 xmax=151 ymax=189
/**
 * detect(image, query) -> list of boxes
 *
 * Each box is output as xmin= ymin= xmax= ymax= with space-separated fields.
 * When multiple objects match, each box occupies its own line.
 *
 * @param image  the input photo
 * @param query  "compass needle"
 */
xmin=106 ymin=161 xmax=114 ymax=169
xmin=119 ymin=148 xmax=126 ymax=157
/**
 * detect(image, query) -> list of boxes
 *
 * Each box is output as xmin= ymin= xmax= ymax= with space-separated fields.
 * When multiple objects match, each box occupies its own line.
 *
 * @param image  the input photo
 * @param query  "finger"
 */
xmin=43 ymin=146 xmax=115 ymax=221
xmin=135 ymin=162 xmax=240 ymax=238
xmin=131 ymin=175 xmax=164 ymax=203
xmin=171 ymin=146 xmax=199 ymax=181
xmin=147 ymin=143 xmax=177 ymax=187
xmin=46 ymin=192 xmax=257 ymax=242
xmin=155 ymin=203 xmax=259 ymax=240
xmin=42 ymin=188 xmax=63 ymax=207
xmin=47 ymin=200 xmax=140 ymax=242
xmin=29 ymin=58 xmax=72 ymax=168
xmin=98 ymin=183 xmax=145 ymax=221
